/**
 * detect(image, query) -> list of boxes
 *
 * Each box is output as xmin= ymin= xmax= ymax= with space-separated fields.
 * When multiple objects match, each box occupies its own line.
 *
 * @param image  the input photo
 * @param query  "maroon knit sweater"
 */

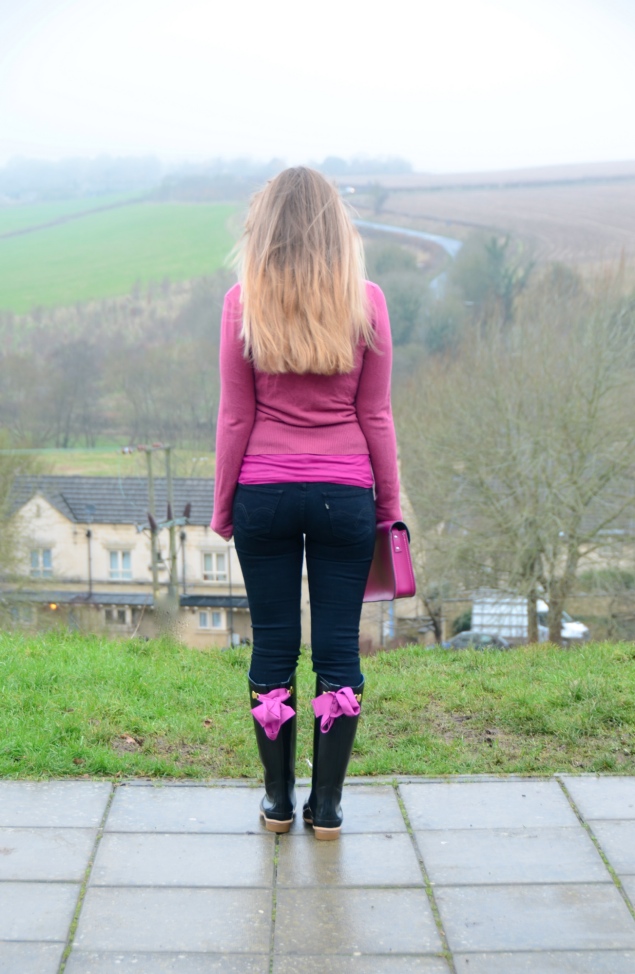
xmin=211 ymin=280 xmax=402 ymax=539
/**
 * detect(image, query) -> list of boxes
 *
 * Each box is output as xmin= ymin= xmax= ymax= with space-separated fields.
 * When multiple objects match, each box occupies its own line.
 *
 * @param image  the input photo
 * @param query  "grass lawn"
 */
xmin=0 ymin=201 xmax=236 ymax=313
xmin=1 ymin=632 xmax=633 ymax=779
xmin=39 ymin=447 xmax=215 ymax=478
xmin=0 ymin=195 xmax=137 ymax=237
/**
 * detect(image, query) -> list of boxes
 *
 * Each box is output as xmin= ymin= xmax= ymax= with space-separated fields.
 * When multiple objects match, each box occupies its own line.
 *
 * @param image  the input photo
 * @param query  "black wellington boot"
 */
xmin=249 ymin=673 xmax=297 ymax=833
xmin=303 ymin=675 xmax=364 ymax=840
xmin=302 ymin=675 xmax=322 ymax=827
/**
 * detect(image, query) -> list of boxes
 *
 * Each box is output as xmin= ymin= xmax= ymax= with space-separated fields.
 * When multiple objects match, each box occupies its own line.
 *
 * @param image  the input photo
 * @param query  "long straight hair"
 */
xmin=235 ymin=167 xmax=374 ymax=374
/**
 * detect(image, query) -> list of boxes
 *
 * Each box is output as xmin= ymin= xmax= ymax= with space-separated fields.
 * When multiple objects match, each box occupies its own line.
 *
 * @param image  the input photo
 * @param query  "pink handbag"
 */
xmin=363 ymin=521 xmax=416 ymax=602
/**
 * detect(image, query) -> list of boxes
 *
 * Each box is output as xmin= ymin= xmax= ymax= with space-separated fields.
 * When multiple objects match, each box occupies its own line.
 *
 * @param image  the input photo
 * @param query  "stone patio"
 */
xmin=0 ymin=776 xmax=634 ymax=972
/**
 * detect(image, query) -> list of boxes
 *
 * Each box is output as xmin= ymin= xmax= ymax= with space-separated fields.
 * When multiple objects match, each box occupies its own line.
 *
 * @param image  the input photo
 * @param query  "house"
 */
xmin=5 ymin=475 xmax=250 ymax=648
xmin=4 ymin=474 xmax=423 ymax=651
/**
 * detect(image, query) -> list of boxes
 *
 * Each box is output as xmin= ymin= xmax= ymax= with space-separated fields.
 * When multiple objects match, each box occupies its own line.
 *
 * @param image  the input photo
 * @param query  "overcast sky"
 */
xmin=1 ymin=0 xmax=634 ymax=173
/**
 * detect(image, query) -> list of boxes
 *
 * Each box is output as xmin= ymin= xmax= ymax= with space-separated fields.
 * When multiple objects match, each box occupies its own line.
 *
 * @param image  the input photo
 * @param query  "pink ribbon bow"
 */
xmin=312 ymin=687 xmax=361 ymax=733
xmin=252 ymin=688 xmax=295 ymax=741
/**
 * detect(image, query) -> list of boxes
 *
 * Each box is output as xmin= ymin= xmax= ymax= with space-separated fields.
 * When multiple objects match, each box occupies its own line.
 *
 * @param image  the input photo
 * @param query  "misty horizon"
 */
xmin=2 ymin=0 xmax=634 ymax=174
xmin=2 ymin=153 xmax=635 ymax=180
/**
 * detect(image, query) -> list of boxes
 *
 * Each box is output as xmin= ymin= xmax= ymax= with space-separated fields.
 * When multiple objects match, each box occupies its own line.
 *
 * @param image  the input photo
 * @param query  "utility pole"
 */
xmin=379 ymin=601 xmax=385 ymax=649
xmin=85 ymin=504 xmax=95 ymax=600
xmin=86 ymin=529 xmax=93 ymax=598
xmin=227 ymin=542 xmax=234 ymax=647
xmin=180 ymin=530 xmax=187 ymax=595
xmin=138 ymin=443 xmax=190 ymax=614
xmin=165 ymin=446 xmax=178 ymax=604
xmin=145 ymin=448 xmax=160 ymax=603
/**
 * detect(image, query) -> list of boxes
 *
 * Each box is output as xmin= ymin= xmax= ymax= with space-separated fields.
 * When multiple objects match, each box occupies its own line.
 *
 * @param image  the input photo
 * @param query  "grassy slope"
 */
xmin=0 ymin=195 xmax=137 ymax=236
xmin=0 ymin=201 xmax=236 ymax=312
xmin=1 ymin=633 xmax=633 ymax=779
xmin=39 ymin=448 xmax=215 ymax=478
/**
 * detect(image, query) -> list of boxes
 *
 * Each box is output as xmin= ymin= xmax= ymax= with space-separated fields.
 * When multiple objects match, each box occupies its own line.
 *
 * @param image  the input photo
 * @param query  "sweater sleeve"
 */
xmin=211 ymin=285 xmax=256 ymax=539
xmin=355 ymin=282 xmax=402 ymax=523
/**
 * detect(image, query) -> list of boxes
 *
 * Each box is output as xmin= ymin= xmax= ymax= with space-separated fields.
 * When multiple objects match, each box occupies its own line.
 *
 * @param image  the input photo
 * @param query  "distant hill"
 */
xmin=342 ymin=159 xmax=635 ymax=190
xmin=347 ymin=160 xmax=635 ymax=265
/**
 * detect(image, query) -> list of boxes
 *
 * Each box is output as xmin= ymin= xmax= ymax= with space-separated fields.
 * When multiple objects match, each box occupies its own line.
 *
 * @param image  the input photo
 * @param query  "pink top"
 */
xmin=239 ymin=454 xmax=374 ymax=487
xmin=211 ymin=280 xmax=402 ymax=539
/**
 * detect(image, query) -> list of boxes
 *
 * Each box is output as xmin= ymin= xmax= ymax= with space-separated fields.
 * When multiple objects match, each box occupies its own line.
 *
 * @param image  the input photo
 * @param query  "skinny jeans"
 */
xmin=232 ymin=482 xmax=376 ymax=686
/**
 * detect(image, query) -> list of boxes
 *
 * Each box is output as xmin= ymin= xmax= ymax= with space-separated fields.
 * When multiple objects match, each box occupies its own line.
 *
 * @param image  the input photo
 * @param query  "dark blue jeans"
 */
xmin=233 ymin=482 xmax=375 ymax=687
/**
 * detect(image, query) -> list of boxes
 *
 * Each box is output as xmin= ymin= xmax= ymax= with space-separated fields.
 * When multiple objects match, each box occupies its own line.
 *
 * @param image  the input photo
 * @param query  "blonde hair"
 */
xmin=236 ymin=167 xmax=374 ymax=374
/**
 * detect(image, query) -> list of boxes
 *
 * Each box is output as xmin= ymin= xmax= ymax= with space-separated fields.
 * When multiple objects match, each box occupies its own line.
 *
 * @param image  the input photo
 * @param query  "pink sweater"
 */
xmin=211 ymin=280 xmax=402 ymax=539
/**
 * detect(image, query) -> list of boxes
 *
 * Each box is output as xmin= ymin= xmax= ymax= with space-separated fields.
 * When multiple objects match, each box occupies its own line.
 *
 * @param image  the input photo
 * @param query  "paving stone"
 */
xmin=561 ymin=776 xmax=635 ymax=820
xmin=591 ymin=820 xmax=635 ymax=874
xmin=0 ymin=827 xmax=97 ymax=881
xmin=0 ymin=881 xmax=79 ymax=940
xmin=91 ymin=832 xmax=274 ymax=887
xmin=274 ymin=956 xmax=452 ymax=973
xmin=289 ymin=784 xmax=406 ymax=834
xmin=277 ymin=832 xmax=422 ymax=887
xmin=0 ymin=781 xmax=111 ymax=828
xmin=621 ymin=874 xmax=635 ymax=901
xmin=453 ymin=950 xmax=635 ymax=972
xmin=400 ymin=781 xmax=579 ymax=830
xmin=65 ymin=952 xmax=269 ymax=973
xmin=414 ymin=826 xmax=610 ymax=885
xmin=435 ymin=883 xmax=635 ymax=952
xmin=0 ymin=943 xmax=65 ymax=974
xmin=106 ymin=785 xmax=266 ymax=833
xmin=274 ymin=888 xmax=441 ymax=954
xmin=74 ymin=887 xmax=272 ymax=952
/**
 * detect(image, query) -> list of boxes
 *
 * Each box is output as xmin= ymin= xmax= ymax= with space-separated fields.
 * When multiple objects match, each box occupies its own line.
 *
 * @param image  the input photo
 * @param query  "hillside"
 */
xmin=0 ymin=200 xmax=237 ymax=313
xmin=348 ymin=160 xmax=635 ymax=265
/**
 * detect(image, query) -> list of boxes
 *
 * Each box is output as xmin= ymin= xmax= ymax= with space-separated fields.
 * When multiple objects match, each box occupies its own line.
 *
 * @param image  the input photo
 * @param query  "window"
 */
xmin=202 ymin=551 xmax=227 ymax=582
xmin=10 ymin=604 xmax=35 ymax=625
xmin=199 ymin=609 xmax=224 ymax=630
xmin=109 ymin=550 xmax=132 ymax=580
xmin=30 ymin=548 xmax=52 ymax=578
xmin=105 ymin=608 xmax=128 ymax=625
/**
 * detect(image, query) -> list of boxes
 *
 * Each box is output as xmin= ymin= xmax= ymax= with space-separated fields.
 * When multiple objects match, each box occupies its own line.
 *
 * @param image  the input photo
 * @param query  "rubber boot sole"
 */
xmin=302 ymin=804 xmax=341 ymax=840
xmin=260 ymin=809 xmax=293 ymax=833
xmin=313 ymin=824 xmax=341 ymax=840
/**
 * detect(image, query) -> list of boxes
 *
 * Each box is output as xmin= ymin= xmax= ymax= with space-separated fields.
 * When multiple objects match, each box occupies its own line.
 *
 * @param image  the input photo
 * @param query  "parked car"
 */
xmin=441 ymin=631 xmax=510 ymax=651
xmin=472 ymin=594 xmax=589 ymax=643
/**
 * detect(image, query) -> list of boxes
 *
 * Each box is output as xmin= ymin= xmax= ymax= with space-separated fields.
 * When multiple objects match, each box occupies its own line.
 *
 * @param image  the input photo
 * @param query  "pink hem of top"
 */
xmin=238 ymin=454 xmax=374 ymax=488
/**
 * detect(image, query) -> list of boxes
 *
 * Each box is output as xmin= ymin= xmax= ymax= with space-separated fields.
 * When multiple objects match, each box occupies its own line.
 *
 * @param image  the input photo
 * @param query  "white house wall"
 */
xmin=10 ymin=490 xmax=414 ymax=651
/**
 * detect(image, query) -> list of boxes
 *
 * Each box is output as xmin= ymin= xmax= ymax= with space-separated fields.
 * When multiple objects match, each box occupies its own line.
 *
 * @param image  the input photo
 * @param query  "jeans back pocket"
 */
xmin=322 ymin=487 xmax=375 ymax=543
xmin=234 ymin=484 xmax=284 ymax=538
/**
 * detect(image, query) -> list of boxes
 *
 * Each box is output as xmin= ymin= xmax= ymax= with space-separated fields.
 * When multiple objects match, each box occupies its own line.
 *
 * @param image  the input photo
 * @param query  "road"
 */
xmin=354 ymin=219 xmax=463 ymax=258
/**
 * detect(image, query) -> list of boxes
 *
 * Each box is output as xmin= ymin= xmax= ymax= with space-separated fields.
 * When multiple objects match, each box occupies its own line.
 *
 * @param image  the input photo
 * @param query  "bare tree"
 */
xmin=576 ymin=565 xmax=635 ymax=640
xmin=449 ymin=233 xmax=534 ymax=326
xmin=45 ymin=340 xmax=104 ymax=447
xmin=0 ymin=438 xmax=43 ymax=578
xmin=396 ymin=271 xmax=635 ymax=644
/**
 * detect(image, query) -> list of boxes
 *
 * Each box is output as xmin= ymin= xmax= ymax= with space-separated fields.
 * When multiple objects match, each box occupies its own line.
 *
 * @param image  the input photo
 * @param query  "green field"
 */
xmin=1 ymin=446 xmax=215 ymax=478
xmin=0 ymin=200 xmax=237 ymax=312
xmin=38 ymin=447 xmax=215 ymax=478
xmin=0 ymin=194 xmax=137 ymax=237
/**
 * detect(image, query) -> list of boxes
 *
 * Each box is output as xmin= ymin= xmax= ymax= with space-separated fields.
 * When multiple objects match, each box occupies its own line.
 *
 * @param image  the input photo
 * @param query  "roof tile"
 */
xmin=10 ymin=476 xmax=214 ymax=526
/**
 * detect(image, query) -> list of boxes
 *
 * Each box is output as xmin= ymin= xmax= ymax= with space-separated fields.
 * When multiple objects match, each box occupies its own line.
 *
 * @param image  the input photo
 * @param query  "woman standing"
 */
xmin=211 ymin=167 xmax=402 ymax=839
